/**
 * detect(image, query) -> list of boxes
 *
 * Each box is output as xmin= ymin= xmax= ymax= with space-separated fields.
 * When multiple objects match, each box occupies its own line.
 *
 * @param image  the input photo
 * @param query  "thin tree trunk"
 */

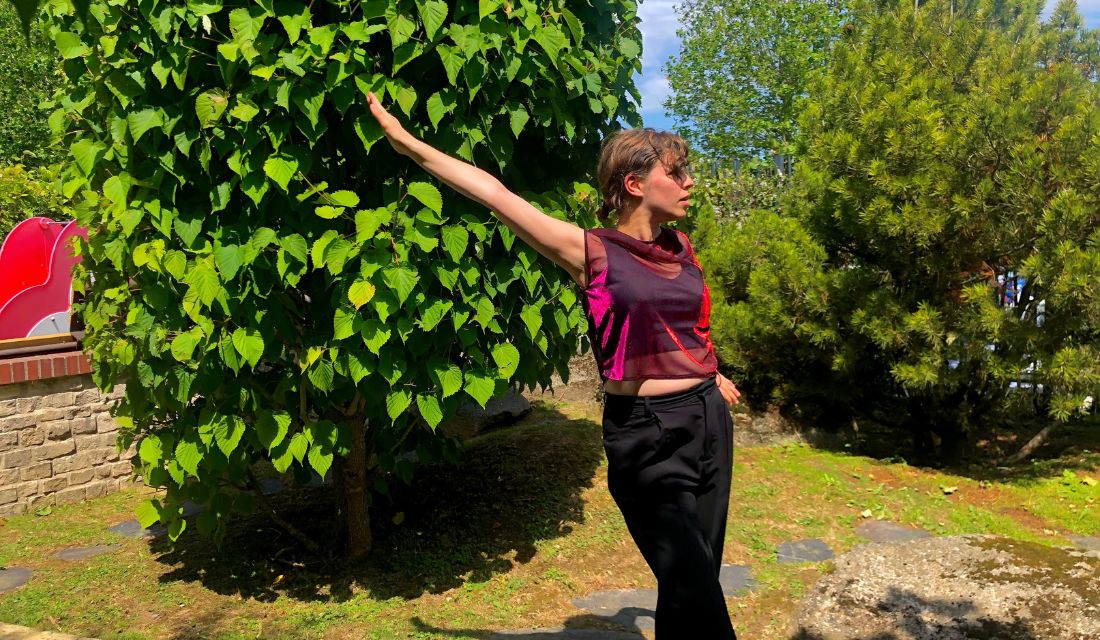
xmin=248 ymin=471 xmax=321 ymax=554
xmin=1005 ymin=423 xmax=1058 ymax=464
xmin=341 ymin=417 xmax=372 ymax=559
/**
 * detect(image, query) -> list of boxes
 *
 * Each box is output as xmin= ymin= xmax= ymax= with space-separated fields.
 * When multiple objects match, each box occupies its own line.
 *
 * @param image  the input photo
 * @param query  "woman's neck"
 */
xmin=616 ymin=208 xmax=663 ymax=242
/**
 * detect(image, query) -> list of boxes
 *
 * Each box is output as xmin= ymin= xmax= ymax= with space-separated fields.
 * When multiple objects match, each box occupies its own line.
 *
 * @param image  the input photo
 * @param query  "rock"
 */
xmin=719 ymin=564 xmax=757 ymax=596
xmin=793 ymin=535 xmax=1100 ymax=640
xmin=457 ymin=389 xmax=532 ymax=429
xmin=777 ymin=539 xmax=835 ymax=563
xmin=108 ymin=519 xmax=165 ymax=539
xmin=571 ymin=589 xmax=657 ymax=631
xmin=1068 ymin=535 xmax=1100 ymax=552
xmin=855 ymin=521 xmax=932 ymax=544
xmin=53 ymin=544 xmax=120 ymax=561
xmin=0 ymin=567 xmax=32 ymax=593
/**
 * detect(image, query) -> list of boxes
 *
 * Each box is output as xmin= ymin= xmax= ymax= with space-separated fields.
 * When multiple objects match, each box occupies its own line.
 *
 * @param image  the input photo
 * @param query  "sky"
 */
xmin=635 ymin=0 xmax=1100 ymax=132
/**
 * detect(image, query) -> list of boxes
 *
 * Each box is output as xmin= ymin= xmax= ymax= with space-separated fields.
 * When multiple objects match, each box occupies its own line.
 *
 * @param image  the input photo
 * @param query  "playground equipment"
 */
xmin=0 ymin=217 xmax=87 ymax=341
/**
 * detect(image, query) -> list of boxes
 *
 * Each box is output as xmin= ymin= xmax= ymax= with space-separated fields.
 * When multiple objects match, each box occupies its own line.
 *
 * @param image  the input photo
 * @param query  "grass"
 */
xmin=0 ymin=397 xmax=1097 ymax=640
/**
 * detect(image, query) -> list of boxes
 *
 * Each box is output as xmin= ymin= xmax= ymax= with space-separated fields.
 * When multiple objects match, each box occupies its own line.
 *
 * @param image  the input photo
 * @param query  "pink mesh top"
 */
xmin=582 ymin=227 xmax=718 ymax=382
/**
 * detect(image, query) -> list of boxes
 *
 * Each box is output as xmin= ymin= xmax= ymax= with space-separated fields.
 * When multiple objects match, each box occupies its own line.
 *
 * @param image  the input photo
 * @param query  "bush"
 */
xmin=703 ymin=0 xmax=1100 ymax=456
xmin=0 ymin=2 xmax=63 ymax=166
xmin=0 ymin=164 xmax=67 ymax=238
xmin=44 ymin=0 xmax=642 ymax=556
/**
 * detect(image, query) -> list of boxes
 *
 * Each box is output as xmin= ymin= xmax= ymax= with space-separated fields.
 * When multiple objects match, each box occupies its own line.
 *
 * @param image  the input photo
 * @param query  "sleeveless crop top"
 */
xmin=581 ymin=227 xmax=718 ymax=382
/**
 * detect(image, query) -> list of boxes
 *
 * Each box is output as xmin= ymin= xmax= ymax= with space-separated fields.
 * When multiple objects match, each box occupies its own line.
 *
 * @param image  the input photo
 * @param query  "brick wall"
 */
xmin=0 ymin=352 xmax=133 ymax=518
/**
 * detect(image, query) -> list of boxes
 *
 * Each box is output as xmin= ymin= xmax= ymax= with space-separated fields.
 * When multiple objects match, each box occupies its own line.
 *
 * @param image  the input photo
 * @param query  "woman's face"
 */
xmin=638 ymin=160 xmax=694 ymax=221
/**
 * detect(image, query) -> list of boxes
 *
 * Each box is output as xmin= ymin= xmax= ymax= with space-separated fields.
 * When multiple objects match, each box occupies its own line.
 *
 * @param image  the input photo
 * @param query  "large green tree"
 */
xmin=702 ymin=0 xmax=1100 ymax=459
xmin=40 ymin=0 xmax=642 ymax=558
xmin=0 ymin=2 xmax=63 ymax=166
xmin=664 ymin=0 xmax=846 ymax=164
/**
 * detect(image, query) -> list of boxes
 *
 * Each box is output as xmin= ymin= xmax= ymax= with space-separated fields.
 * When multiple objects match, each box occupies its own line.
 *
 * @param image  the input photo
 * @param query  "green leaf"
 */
xmin=491 ymin=342 xmax=520 ymax=379
xmin=416 ymin=393 xmax=444 ymax=429
xmin=256 ymin=411 xmax=291 ymax=451
xmin=355 ymin=208 xmax=392 ymax=241
xmin=70 ymin=139 xmax=106 ymax=177
xmin=195 ymin=89 xmax=230 ymax=128
xmin=213 ymin=415 xmax=244 ymax=458
xmin=520 ymin=303 xmax=543 ymax=338
xmin=348 ymin=280 xmax=377 ymax=309
xmin=437 ymin=45 xmax=464 ymax=85
xmin=288 ymin=432 xmax=308 ymax=463
xmin=382 ymin=265 xmax=420 ymax=305
xmin=441 ymin=225 xmax=469 ymax=262
xmin=308 ymin=359 xmax=335 ymax=392
xmin=214 ymin=244 xmax=243 ymax=280
xmin=415 ymin=0 xmax=448 ymax=41
xmin=55 ymin=31 xmax=91 ymax=59
xmin=426 ymin=89 xmax=457 ymax=129
xmin=229 ymin=97 xmax=260 ymax=122
xmin=127 ymin=108 xmax=163 ymax=143
xmin=175 ymin=436 xmax=204 ymax=477
xmin=188 ymin=263 xmax=221 ymax=307
xmin=430 ymin=360 xmax=463 ymax=398
xmin=508 ymin=104 xmax=530 ymax=138
xmin=386 ymin=389 xmax=412 ymax=422
xmin=407 ymin=181 xmax=442 ymax=214
xmin=334 ymin=307 xmax=357 ymax=340
xmin=232 ymin=328 xmax=264 ymax=368
xmin=136 ymin=500 xmax=160 ymax=529
xmin=307 ymin=445 xmax=333 ymax=478
xmin=168 ymin=518 xmax=187 ymax=541
xmin=325 ymin=190 xmax=361 ymax=207
xmin=139 ymin=435 xmax=163 ymax=465
xmin=463 ymin=371 xmax=494 ymax=408
xmin=229 ymin=6 xmax=267 ymax=45
xmin=315 ymin=205 xmax=345 ymax=219
xmin=474 ymin=295 xmax=495 ymax=329
xmin=280 ymin=234 xmax=308 ymax=264
xmin=170 ymin=330 xmax=202 ymax=362
xmin=419 ymin=298 xmax=453 ymax=331
xmin=533 ymin=25 xmax=568 ymax=59
xmin=360 ymin=319 xmax=392 ymax=355
xmin=264 ymin=154 xmax=299 ymax=191
xmin=354 ymin=115 xmax=384 ymax=153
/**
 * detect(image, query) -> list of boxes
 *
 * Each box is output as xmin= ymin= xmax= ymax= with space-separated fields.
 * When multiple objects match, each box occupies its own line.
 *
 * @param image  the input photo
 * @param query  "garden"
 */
xmin=0 ymin=0 xmax=1098 ymax=638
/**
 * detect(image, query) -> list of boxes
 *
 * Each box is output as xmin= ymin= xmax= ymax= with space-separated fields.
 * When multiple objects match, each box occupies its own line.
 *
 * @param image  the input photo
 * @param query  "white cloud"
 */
xmin=638 ymin=75 xmax=673 ymax=115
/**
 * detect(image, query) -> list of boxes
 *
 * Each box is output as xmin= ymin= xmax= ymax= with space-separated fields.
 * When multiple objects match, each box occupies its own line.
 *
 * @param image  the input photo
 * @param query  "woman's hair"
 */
xmin=596 ymin=128 xmax=690 ymax=220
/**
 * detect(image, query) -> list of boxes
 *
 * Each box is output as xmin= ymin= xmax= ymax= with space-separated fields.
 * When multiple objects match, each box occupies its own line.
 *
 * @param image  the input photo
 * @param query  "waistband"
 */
xmin=604 ymin=377 xmax=717 ymax=412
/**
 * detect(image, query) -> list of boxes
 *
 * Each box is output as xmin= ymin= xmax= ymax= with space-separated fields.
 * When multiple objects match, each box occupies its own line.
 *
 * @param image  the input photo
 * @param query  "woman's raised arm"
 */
xmin=367 ymin=92 xmax=587 ymax=287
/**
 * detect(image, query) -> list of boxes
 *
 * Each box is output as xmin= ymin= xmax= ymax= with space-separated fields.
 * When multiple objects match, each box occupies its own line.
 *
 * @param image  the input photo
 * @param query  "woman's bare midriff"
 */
xmin=603 ymin=377 xmax=711 ymax=397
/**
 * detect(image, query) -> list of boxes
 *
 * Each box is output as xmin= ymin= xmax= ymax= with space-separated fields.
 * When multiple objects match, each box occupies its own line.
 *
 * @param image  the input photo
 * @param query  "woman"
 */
xmin=368 ymin=92 xmax=741 ymax=639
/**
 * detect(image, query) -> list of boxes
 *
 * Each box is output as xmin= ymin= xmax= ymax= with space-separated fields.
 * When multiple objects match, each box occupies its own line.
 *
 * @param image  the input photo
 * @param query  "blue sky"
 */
xmin=636 ymin=0 xmax=1100 ymax=131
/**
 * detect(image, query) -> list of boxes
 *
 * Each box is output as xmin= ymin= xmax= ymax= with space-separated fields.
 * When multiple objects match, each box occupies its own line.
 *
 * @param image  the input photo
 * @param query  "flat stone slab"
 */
xmin=53 ymin=544 xmax=120 ymax=561
xmin=777 ymin=539 xmax=835 ymax=563
xmin=794 ymin=535 xmax=1100 ymax=640
xmin=571 ymin=589 xmax=657 ymax=631
xmin=108 ymin=519 xmax=166 ymax=539
xmin=855 ymin=520 xmax=933 ymax=544
xmin=0 ymin=567 xmax=32 ymax=593
xmin=258 ymin=477 xmax=283 ymax=495
xmin=489 ymin=631 xmax=643 ymax=639
xmin=719 ymin=564 xmax=757 ymax=595
xmin=1068 ymin=535 xmax=1100 ymax=552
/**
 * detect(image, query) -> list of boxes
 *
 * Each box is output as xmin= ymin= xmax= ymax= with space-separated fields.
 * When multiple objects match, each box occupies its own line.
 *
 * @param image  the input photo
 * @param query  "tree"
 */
xmin=702 ymin=0 xmax=1100 ymax=459
xmin=42 ymin=0 xmax=642 ymax=558
xmin=664 ymin=0 xmax=846 ymax=164
xmin=0 ymin=2 xmax=63 ymax=166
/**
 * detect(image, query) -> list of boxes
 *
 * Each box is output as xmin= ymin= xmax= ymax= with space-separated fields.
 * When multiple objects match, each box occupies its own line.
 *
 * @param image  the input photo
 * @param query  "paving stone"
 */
xmin=108 ymin=519 xmax=166 ymax=539
xmin=719 ymin=564 xmax=757 ymax=596
xmin=0 ymin=567 xmax=32 ymax=593
xmin=855 ymin=520 xmax=933 ymax=544
xmin=777 ymin=539 xmax=835 ymax=563
xmin=571 ymin=589 xmax=657 ymax=631
xmin=53 ymin=544 xmax=120 ymax=561
xmin=258 ymin=477 xmax=283 ymax=495
xmin=181 ymin=500 xmax=204 ymax=517
xmin=1068 ymin=535 xmax=1100 ymax=552
xmin=489 ymin=630 xmax=643 ymax=639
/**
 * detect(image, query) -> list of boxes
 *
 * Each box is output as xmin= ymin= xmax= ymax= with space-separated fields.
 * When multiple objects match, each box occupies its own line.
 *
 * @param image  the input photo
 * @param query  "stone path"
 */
xmin=489 ymin=630 xmax=643 ymax=639
xmin=53 ymin=544 xmax=119 ymax=561
xmin=0 ymin=567 xmax=32 ymax=593
xmin=777 ymin=538 xmax=835 ymax=563
xmin=855 ymin=520 xmax=932 ymax=544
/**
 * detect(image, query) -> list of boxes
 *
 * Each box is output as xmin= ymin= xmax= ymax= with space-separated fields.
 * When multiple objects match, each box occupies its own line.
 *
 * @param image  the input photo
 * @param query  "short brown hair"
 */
xmin=596 ymin=128 xmax=690 ymax=220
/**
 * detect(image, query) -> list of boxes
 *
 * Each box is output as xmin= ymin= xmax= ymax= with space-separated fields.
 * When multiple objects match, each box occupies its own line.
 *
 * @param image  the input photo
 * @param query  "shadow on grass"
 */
xmin=804 ymin=413 xmax=1100 ymax=486
xmin=408 ymin=614 xmax=646 ymax=638
xmin=790 ymin=587 xmax=1040 ymax=640
xmin=149 ymin=403 xmax=606 ymax=610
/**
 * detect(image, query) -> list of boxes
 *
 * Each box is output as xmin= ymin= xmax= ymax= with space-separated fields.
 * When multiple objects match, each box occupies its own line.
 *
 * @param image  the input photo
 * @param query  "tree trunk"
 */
xmin=1005 ymin=423 xmax=1057 ymax=465
xmin=340 ymin=417 xmax=372 ymax=559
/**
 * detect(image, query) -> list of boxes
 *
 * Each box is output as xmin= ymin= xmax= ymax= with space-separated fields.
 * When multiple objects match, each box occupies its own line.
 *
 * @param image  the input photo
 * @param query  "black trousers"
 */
xmin=602 ymin=377 xmax=736 ymax=640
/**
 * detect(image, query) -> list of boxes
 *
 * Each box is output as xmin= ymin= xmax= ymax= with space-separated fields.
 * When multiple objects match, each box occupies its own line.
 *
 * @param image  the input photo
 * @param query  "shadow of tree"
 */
xmin=148 ymin=404 xmax=606 ymax=614
xmin=791 ymin=586 xmax=1041 ymax=640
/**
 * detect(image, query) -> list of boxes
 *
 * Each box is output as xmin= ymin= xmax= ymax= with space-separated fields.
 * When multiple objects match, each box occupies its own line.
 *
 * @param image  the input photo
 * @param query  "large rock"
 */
xmin=793 ymin=535 xmax=1100 ymax=640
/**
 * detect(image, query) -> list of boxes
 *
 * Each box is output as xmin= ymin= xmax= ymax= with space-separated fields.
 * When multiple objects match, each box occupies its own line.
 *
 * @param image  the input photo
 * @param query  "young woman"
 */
xmin=368 ymin=92 xmax=741 ymax=639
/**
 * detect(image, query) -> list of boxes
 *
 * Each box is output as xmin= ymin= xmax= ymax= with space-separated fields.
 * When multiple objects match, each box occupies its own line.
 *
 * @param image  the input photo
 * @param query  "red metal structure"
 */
xmin=0 ymin=218 xmax=87 ymax=341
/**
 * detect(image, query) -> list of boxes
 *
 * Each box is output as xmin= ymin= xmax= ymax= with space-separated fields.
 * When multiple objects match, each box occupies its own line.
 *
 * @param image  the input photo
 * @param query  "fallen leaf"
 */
xmin=1081 ymin=476 xmax=1097 ymax=486
xmin=860 ymin=509 xmax=873 ymax=518
xmin=941 ymin=486 xmax=958 ymax=495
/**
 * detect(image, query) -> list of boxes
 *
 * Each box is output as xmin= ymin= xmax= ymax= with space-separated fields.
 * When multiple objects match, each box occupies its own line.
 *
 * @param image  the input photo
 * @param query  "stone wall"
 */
xmin=0 ymin=352 xmax=132 ymax=518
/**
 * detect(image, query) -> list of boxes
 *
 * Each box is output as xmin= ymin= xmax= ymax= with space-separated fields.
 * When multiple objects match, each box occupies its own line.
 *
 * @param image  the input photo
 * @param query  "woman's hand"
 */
xmin=716 ymin=373 xmax=741 ymax=406
xmin=367 ymin=91 xmax=414 ymax=156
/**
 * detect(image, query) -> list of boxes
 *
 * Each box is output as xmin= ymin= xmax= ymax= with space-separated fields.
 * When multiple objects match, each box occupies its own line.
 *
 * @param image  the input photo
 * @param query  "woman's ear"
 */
xmin=623 ymin=172 xmax=645 ymax=198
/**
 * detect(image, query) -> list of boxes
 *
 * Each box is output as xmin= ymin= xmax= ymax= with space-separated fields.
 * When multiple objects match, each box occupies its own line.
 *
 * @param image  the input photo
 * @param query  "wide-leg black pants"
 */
xmin=602 ymin=377 xmax=736 ymax=639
